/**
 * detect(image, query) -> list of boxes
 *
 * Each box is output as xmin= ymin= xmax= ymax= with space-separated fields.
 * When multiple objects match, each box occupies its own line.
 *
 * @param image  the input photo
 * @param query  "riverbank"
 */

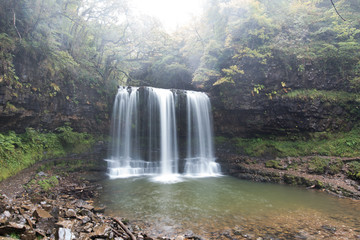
xmin=217 ymin=153 xmax=360 ymax=200
xmin=215 ymin=127 xmax=360 ymax=200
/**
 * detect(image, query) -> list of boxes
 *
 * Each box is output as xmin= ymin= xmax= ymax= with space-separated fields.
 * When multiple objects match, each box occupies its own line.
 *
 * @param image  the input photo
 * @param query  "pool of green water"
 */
xmin=96 ymin=176 xmax=360 ymax=239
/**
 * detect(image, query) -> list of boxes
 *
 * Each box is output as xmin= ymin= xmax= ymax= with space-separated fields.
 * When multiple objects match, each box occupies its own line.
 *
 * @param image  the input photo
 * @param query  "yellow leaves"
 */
xmin=216 ymin=65 xmax=244 ymax=86
xmin=252 ymin=84 xmax=264 ymax=95
xmin=213 ymin=65 xmax=243 ymax=86
xmin=222 ymin=65 xmax=244 ymax=75
xmin=213 ymin=77 xmax=234 ymax=86
xmin=233 ymin=47 xmax=271 ymax=65
xmin=50 ymin=83 xmax=60 ymax=92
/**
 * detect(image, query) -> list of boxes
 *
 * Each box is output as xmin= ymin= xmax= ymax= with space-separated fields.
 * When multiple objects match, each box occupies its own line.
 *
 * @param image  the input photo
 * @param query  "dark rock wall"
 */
xmin=209 ymin=59 xmax=359 ymax=137
xmin=0 ymin=55 xmax=113 ymax=134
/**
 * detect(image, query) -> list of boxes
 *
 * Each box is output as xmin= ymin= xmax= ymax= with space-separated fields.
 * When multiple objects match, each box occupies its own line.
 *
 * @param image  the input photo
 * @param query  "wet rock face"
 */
xmin=209 ymin=60 xmax=358 ymax=137
xmin=0 ymin=56 xmax=112 ymax=134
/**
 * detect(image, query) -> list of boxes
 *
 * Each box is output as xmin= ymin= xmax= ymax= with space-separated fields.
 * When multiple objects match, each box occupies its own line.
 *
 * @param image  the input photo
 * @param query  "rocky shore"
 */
xmin=217 ymin=153 xmax=360 ymax=200
xmin=0 ymin=170 xmax=145 ymax=240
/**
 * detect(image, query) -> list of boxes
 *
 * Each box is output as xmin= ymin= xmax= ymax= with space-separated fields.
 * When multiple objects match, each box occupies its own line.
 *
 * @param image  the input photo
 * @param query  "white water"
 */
xmin=106 ymin=86 xmax=220 ymax=182
xmin=185 ymin=91 xmax=221 ymax=177
xmin=151 ymin=88 xmax=180 ymax=182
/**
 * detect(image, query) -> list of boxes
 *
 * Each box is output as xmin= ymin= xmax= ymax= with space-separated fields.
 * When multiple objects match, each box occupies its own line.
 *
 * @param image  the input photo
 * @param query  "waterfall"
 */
xmin=106 ymin=86 xmax=221 ymax=182
xmin=185 ymin=91 xmax=221 ymax=176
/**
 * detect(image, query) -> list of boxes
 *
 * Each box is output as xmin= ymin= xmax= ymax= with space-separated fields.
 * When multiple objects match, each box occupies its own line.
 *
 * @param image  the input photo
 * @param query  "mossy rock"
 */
xmin=347 ymin=161 xmax=360 ymax=180
xmin=265 ymin=160 xmax=287 ymax=170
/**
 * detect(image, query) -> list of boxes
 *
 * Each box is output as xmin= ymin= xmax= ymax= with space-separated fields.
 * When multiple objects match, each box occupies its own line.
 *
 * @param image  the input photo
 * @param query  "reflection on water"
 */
xmin=96 ymin=176 xmax=360 ymax=239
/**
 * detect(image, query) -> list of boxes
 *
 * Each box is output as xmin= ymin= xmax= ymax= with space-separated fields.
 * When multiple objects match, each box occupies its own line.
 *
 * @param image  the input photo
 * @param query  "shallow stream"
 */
xmin=96 ymin=175 xmax=360 ymax=239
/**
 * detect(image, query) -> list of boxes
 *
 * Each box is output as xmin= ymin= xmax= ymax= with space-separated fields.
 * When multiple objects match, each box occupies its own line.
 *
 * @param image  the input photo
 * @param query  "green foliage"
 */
xmin=308 ymin=157 xmax=343 ymax=175
xmin=56 ymin=125 xmax=95 ymax=153
xmin=283 ymin=89 xmax=360 ymax=103
xmin=253 ymin=84 xmax=265 ymax=95
xmin=0 ymin=127 xmax=96 ymax=181
xmin=347 ymin=162 xmax=360 ymax=181
xmin=349 ymin=77 xmax=360 ymax=91
xmin=214 ymin=136 xmax=228 ymax=144
xmin=213 ymin=65 xmax=244 ymax=86
xmin=235 ymin=126 xmax=360 ymax=158
xmin=0 ymin=33 xmax=18 ymax=85
xmin=265 ymin=160 xmax=285 ymax=170
xmin=38 ymin=176 xmax=59 ymax=191
xmin=9 ymin=232 xmax=20 ymax=239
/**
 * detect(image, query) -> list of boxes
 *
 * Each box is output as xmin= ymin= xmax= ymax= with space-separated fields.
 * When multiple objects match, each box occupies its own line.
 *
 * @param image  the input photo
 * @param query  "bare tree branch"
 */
xmin=330 ymin=0 xmax=346 ymax=21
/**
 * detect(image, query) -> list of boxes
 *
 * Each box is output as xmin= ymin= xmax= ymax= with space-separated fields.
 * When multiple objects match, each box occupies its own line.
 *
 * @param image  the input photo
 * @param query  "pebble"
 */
xmin=37 ymin=171 xmax=47 ymax=177
xmin=3 ymin=210 xmax=11 ymax=218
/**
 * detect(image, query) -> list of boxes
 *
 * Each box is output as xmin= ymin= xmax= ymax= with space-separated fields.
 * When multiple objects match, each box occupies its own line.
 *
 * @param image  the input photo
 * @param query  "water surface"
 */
xmin=96 ymin=176 xmax=360 ymax=239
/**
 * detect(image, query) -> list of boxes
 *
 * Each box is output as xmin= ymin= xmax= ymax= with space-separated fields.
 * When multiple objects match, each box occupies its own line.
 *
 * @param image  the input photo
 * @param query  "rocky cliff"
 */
xmin=209 ymin=59 xmax=360 ymax=137
xmin=0 ymin=55 xmax=113 ymax=134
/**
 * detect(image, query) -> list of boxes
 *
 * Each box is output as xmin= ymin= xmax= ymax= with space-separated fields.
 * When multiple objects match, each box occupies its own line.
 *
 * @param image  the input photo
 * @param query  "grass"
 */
xmin=283 ymin=89 xmax=360 ymax=103
xmin=0 ymin=126 xmax=97 ymax=181
xmin=233 ymin=126 xmax=360 ymax=158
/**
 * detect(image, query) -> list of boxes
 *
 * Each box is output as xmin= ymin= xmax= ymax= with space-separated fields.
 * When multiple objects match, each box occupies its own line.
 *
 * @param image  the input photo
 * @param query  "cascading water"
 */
xmin=151 ymin=88 xmax=180 ymax=182
xmin=185 ymin=91 xmax=221 ymax=176
xmin=106 ymin=86 xmax=221 ymax=182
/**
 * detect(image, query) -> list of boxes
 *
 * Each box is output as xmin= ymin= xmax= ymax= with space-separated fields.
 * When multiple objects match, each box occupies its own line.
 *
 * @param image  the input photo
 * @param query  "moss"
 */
xmin=347 ymin=161 xmax=360 ymax=180
xmin=214 ymin=136 xmax=228 ymax=144
xmin=283 ymin=89 xmax=360 ymax=103
xmin=0 ymin=127 xmax=98 ymax=181
xmin=314 ymin=180 xmax=325 ymax=189
xmin=308 ymin=157 xmax=343 ymax=175
xmin=265 ymin=160 xmax=286 ymax=170
xmin=234 ymin=126 xmax=360 ymax=158
xmin=283 ymin=174 xmax=298 ymax=185
xmin=308 ymin=157 xmax=329 ymax=174
xmin=38 ymin=176 xmax=59 ymax=191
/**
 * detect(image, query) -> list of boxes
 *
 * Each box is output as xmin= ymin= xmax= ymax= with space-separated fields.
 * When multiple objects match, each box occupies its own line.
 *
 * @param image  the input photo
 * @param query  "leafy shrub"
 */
xmin=56 ymin=125 xmax=95 ymax=153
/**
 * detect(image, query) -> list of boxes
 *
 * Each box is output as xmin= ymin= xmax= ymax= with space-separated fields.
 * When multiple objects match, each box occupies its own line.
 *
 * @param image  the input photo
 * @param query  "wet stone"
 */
xmin=37 ymin=171 xmax=47 ymax=177
xmin=58 ymin=227 xmax=74 ymax=240
xmin=3 ymin=211 xmax=11 ymax=218
xmin=56 ymin=220 xmax=74 ymax=229
xmin=321 ymin=225 xmax=336 ymax=234
xmin=33 ymin=208 xmax=52 ymax=219
xmin=65 ymin=209 xmax=77 ymax=218
xmin=81 ymin=215 xmax=91 ymax=224
xmin=93 ymin=206 xmax=106 ymax=213
xmin=0 ymin=222 xmax=26 ymax=235
xmin=233 ymin=226 xmax=243 ymax=235
xmin=20 ymin=229 xmax=36 ymax=240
